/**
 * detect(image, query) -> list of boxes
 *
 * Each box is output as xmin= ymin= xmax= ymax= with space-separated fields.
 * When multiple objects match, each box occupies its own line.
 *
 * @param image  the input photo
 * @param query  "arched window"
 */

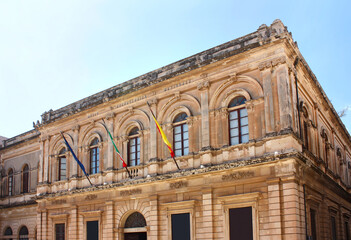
xmin=123 ymin=212 xmax=147 ymax=239
xmin=18 ymin=226 xmax=28 ymax=240
xmin=228 ymin=96 xmax=249 ymax=145
xmin=22 ymin=164 xmax=29 ymax=193
xmin=128 ymin=128 xmax=140 ymax=167
xmin=4 ymin=227 xmax=13 ymax=239
xmin=173 ymin=113 xmax=189 ymax=157
xmin=8 ymin=169 xmax=13 ymax=196
xmin=90 ymin=138 xmax=99 ymax=174
xmin=58 ymin=148 xmax=67 ymax=181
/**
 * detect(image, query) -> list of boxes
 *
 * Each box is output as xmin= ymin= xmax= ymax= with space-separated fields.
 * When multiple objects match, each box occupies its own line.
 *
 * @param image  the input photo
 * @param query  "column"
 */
xmin=149 ymin=99 xmax=158 ymax=161
xmin=259 ymin=66 xmax=275 ymax=134
xmin=43 ymin=137 xmax=50 ymax=183
xmin=275 ymin=64 xmax=293 ymax=130
xmin=105 ymin=114 xmax=114 ymax=171
xmin=197 ymin=80 xmax=211 ymax=150
xmin=36 ymin=210 xmax=42 ymax=240
xmin=149 ymin=195 xmax=158 ymax=240
xmin=38 ymin=139 xmax=44 ymax=184
xmin=104 ymin=201 xmax=114 ymax=239
xmin=266 ymin=178 xmax=283 ymax=239
xmin=201 ymin=188 xmax=213 ymax=239
xmin=71 ymin=126 xmax=79 ymax=178
xmin=69 ymin=206 xmax=78 ymax=239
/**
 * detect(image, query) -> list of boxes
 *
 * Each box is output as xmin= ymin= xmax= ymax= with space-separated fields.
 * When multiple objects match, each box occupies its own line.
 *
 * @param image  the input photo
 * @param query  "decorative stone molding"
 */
xmin=228 ymin=72 xmax=237 ymax=82
xmin=197 ymin=80 xmax=210 ymax=91
xmin=72 ymin=125 xmax=80 ymax=132
xmin=258 ymin=56 xmax=287 ymax=71
xmin=148 ymin=98 xmax=158 ymax=106
xmin=105 ymin=112 xmax=115 ymax=120
xmin=174 ymin=91 xmax=181 ymax=100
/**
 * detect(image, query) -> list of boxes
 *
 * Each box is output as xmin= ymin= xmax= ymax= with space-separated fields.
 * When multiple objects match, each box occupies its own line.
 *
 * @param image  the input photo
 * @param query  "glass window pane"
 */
xmin=240 ymin=108 xmax=248 ymax=117
xmin=137 ymin=137 xmax=140 ymax=144
xmin=183 ymin=124 xmax=188 ymax=132
xmin=174 ymin=126 xmax=181 ymax=134
xmin=183 ymin=131 xmax=188 ymax=140
xmin=230 ymin=120 xmax=238 ymax=128
xmin=241 ymin=126 xmax=249 ymax=135
xmin=184 ymin=148 xmax=189 ymax=156
xmin=175 ymin=134 xmax=182 ymax=141
xmin=184 ymin=140 xmax=189 ymax=148
xmin=175 ymin=142 xmax=182 ymax=149
xmin=230 ymin=128 xmax=239 ymax=137
xmin=240 ymin=117 xmax=248 ymax=125
xmin=137 ymin=152 xmax=140 ymax=159
xmin=241 ymin=134 xmax=249 ymax=143
xmin=175 ymin=150 xmax=182 ymax=157
xmin=137 ymin=145 xmax=140 ymax=151
xmin=230 ymin=111 xmax=238 ymax=119
xmin=231 ymin=137 xmax=239 ymax=145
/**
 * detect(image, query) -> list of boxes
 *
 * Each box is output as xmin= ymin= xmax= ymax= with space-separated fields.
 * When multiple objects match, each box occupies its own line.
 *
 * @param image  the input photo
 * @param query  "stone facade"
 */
xmin=0 ymin=19 xmax=350 ymax=240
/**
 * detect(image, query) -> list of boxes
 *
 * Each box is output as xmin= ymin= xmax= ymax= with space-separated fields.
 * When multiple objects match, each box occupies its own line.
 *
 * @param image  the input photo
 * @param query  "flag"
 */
xmin=101 ymin=120 xmax=132 ymax=179
xmin=61 ymin=132 xmax=92 ymax=185
xmin=102 ymin=120 xmax=127 ymax=167
xmin=147 ymin=103 xmax=175 ymax=158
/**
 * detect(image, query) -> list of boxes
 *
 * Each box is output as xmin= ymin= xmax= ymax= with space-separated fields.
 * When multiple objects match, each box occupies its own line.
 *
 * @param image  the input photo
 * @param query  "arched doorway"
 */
xmin=123 ymin=212 xmax=147 ymax=240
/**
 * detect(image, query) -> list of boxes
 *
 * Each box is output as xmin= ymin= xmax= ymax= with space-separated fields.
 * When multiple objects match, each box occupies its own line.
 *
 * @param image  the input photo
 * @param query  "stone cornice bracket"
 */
xmin=220 ymin=108 xmax=229 ymax=117
xmin=127 ymin=107 xmax=134 ymax=115
xmin=197 ymin=80 xmax=210 ymax=91
xmin=121 ymin=135 xmax=128 ymax=142
xmin=148 ymin=98 xmax=158 ymax=106
xmin=165 ymin=123 xmax=173 ymax=131
xmin=72 ymin=125 xmax=80 ymax=132
xmin=227 ymin=72 xmax=237 ymax=82
xmin=105 ymin=112 xmax=115 ymax=120
xmin=258 ymin=56 xmax=287 ymax=72
xmin=174 ymin=91 xmax=181 ymax=100
xmin=186 ymin=116 xmax=194 ymax=126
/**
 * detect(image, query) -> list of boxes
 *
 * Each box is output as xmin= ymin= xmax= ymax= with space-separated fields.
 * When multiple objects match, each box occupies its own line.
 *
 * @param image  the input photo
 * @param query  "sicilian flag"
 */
xmin=60 ymin=132 xmax=93 ymax=186
xmin=147 ymin=103 xmax=180 ymax=170
xmin=101 ymin=120 xmax=132 ymax=178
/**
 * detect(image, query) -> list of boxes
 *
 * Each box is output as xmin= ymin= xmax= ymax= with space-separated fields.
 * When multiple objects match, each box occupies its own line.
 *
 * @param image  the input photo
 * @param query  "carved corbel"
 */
xmin=121 ymin=135 xmax=128 ymax=142
xmin=197 ymin=80 xmax=210 ymax=91
xmin=174 ymin=91 xmax=181 ymax=100
xmin=72 ymin=125 xmax=80 ymax=132
xmin=148 ymin=98 xmax=158 ymax=106
xmin=186 ymin=117 xmax=194 ymax=127
xmin=105 ymin=113 xmax=115 ymax=120
xmin=165 ymin=123 xmax=173 ymax=131
xmin=228 ymin=72 xmax=237 ymax=82
xmin=220 ymin=108 xmax=229 ymax=117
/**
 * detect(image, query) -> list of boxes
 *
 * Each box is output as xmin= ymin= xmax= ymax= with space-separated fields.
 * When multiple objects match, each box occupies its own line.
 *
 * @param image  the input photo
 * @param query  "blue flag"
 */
xmin=61 ymin=133 xmax=91 ymax=185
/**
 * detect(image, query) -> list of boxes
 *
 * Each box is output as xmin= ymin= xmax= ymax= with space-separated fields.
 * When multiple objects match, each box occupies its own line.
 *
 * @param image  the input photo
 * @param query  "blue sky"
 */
xmin=0 ymin=0 xmax=350 ymax=138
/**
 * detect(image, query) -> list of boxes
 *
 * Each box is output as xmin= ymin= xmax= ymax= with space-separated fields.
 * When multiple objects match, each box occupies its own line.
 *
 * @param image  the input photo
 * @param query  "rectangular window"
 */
xmin=171 ymin=213 xmax=190 ymax=240
xmin=55 ymin=223 xmax=65 ymax=240
xmin=229 ymin=207 xmax=253 ymax=240
xmin=310 ymin=209 xmax=317 ymax=240
xmin=331 ymin=216 xmax=337 ymax=240
xmin=87 ymin=221 xmax=99 ymax=240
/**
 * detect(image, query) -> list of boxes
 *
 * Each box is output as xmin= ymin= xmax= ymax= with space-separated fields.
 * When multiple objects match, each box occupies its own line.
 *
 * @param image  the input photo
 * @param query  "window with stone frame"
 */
xmin=22 ymin=164 xmax=29 ymax=193
xmin=7 ymin=169 xmax=13 ymax=196
xmin=127 ymin=127 xmax=140 ymax=167
xmin=228 ymin=96 xmax=249 ymax=145
xmin=18 ymin=226 xmax=28 ymax=240
xmin=4 ymin=226 xmax=13 ymax=240
xmin=173 ymin=113 xmax=189 ymax=157
xmin=89 ymin=138 xmax=100 ymax=174
xmin=55 ymin=223 xmax=65 ymax=240
xmin=58 ymin=148 xmax=67 ymax=181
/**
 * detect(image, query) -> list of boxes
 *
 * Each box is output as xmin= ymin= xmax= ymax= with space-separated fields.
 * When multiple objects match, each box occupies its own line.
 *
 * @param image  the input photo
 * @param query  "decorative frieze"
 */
xmin=222 ymin=171 xmax=254 ymax=181
xmin=120 ymin=188 xmax=142 ymax=196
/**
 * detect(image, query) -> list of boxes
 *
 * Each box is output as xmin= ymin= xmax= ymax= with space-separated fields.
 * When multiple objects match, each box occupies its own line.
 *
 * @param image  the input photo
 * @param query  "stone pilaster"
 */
xmin=36 ymin=210 xmax=42 ymax=240
xmin=43 ymin=137 xmax=50 ymax=183
xmin=103 ymin=201 xmax=114 ymax=239
xmin=259 ymin=65 xmax=275 ymax=134
xmin=149 ymin=195 xmax=158 ymax=240
xmin=69 ymin=206 xmax=78 ymax=239
xmin=198 ymin=79 xmax=211 ymax=150
xmin=105 ymin=114 xmax=114 ymax=171
xmin=201 ymin=188 xmax=214 ymax=239
xmin=149 ymin=99 xmax=158 ymax=161
xmin=71 ymin=126 xmax=79 ymax=178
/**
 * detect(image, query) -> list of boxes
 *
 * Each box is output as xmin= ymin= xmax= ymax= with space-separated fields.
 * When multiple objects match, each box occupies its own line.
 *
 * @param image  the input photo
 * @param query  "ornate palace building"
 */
xmin=0 ymin=20 xmax=350 ymax=240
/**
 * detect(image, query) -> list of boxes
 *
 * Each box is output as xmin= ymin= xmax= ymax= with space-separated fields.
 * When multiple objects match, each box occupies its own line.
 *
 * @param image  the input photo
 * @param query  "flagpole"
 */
xmin=60 ymin=132 xmax=93 ymax=186
xmin=101 ymin=119 xmax=132 ymax=179
xmin=147 ymin=102 xmax=181 ymax=170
